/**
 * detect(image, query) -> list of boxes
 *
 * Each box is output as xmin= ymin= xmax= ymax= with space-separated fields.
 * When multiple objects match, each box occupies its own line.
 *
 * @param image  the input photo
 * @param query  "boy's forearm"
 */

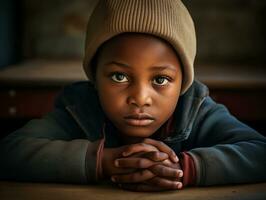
xmin=186 ymin=96 xmax=266 ymax=186
xmin=188 ymin=140 xmax=266 ymax=186
xmin=0 ymin=136 xmax=91 ymax=183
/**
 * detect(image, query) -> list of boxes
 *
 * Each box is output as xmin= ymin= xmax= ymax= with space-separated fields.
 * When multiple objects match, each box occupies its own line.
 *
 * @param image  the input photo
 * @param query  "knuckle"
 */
xmin=146 ymin=169 xmax=155 ymax=177
xmin=149 ymin=165 xmax=156 ymax=172
xmin=139 ymin=169 xmax=149 ymax=177
xmin=138 ymin=170 xmax=146 ymax=177
xmin=137 ymin=159 xmax=146 ymax=168
xmin=155 ymin=178 xmax=164 ymax=186
xmin=162 ymin=159 xmax=172 ymax=166
xmin=139 ymin=143 xmax=146 ymax=148
xmin=152 ymin=151 xmax=160 ymax=160
xmin=143 ymin=138 xmax=151 ymax=143
xmin=130 ymin=174 xmax=138 ymax=182
xmin=152 ymin=164 xmax=160 ymax=171
xmin=124 ymin=146 xmax=132 ymax=152
xmin=157 ymin=141 xmax=164 ymax=146
xmin=159 ymin=166 xmax=167 ymax=175
xmin=132 ymin=170 xmax=153 ymax=182
xmin=170 ymin=150 xmax=176 ymax=155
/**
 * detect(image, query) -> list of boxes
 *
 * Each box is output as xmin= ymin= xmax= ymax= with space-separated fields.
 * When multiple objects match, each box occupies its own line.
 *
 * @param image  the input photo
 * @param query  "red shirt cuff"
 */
xmin=180 ymin=152 xmax=197 ymax=187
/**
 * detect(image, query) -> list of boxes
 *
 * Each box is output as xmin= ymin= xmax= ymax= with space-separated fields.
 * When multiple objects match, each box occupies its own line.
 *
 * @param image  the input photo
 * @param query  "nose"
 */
xmin=127 ymin=83 xmax=152 ymax=108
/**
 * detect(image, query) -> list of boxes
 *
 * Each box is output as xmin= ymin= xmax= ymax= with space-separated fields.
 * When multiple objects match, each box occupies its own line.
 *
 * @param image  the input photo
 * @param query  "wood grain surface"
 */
xmin=0 ymin=181 xmax=265 ymax=200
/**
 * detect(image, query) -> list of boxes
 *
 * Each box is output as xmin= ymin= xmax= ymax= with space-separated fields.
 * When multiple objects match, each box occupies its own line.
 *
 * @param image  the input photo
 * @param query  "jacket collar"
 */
xmin=164 ymin=80 xmax=209 ymax=143
xmin=56 ymin=82 xmax=105 ymax=141
xmin=59 ymin=80 xmax=208 ymax=144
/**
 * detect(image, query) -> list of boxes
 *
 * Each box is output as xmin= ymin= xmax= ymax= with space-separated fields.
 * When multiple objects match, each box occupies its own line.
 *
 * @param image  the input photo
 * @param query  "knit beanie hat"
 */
xmin=83 ymin=0 xmax=196 ymax=94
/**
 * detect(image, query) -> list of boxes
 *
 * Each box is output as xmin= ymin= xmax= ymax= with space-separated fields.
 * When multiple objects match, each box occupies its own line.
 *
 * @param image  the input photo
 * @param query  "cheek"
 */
xmin=97 ymin=84 xmax=125 ymax=115
xmin=159 ymin=94 xmax=179 ymax=115
xmin=156 ymin=85 xmax=181 ymax=117
xmin=95 ymin=73 xmax=124 ymax=118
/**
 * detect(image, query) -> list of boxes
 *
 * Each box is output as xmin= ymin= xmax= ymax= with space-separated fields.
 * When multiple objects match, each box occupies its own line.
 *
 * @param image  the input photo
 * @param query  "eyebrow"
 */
xmin=105 ymin=61 xmax=130 ymax=68
xmin=149 ymin=65 xmax=178 ymax=72
xmin=105 ymin=61 xmax=178 ymax=72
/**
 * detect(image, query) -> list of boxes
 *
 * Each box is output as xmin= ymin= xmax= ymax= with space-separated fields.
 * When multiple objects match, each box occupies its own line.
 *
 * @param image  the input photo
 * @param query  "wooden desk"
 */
xmin=0 ymin=181 xmax=265 ymax=200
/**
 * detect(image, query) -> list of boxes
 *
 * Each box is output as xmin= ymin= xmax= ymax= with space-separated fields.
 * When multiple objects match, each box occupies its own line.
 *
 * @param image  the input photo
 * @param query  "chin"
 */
xmin=121 ymin=126 xmax=156 ymax=138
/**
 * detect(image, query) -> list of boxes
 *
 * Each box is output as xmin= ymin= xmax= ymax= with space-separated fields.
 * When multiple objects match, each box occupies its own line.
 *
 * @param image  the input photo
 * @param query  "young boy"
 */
xmin=0 ymin=0 xmax=265 ymax=192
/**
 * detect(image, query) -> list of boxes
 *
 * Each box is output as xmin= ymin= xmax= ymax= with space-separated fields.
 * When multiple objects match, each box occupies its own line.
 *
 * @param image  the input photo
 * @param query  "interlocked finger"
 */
xmin=146 ymin=176 xmax=183 ymax=190
xmin=112 ymin=169 xmax=155 ymax=183
xmin=115 ymin=157 xmax=155 ymax=169
xmin=142 ymin=138 xmax=179 ymax=163
xmin=122 ymin=143 xmax=158 ymax=157
xmin=149 ymin=164 xmax=183 ymax=179
xmin=140 ymin=151 xmax=169 ymax=162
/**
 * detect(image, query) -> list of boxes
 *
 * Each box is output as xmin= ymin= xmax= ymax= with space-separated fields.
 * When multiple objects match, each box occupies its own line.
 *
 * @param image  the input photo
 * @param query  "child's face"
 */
xmin=95 ymin=33 xmax=182 ymax=141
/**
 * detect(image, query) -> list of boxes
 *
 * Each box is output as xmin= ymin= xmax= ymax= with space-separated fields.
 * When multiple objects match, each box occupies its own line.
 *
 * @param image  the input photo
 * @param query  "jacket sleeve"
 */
xmin=185 ymin=96 xmax=266 ymax=186
xmin=0 ymin=107 xmax=103 ymax=184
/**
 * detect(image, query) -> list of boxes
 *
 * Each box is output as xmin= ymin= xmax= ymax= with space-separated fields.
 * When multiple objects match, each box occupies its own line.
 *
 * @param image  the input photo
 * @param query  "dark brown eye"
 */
xmin=153 ymin=76 xmax=169 ymax=86
xmin=111 ymin=73 xmax=128 ymax=83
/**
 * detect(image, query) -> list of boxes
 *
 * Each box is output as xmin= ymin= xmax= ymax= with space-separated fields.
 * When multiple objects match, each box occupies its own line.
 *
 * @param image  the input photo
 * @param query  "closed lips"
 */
xmin=124 ymin=114 xmax=155 ymax=126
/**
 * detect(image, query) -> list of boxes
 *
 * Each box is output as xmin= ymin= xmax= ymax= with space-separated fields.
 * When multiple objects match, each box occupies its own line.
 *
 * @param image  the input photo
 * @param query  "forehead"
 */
xmin=97 ymin=33 xmax=180 ymax=66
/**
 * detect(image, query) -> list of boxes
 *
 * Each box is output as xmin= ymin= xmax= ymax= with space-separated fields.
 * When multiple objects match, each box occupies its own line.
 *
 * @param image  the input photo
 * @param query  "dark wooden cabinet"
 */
xmin=0 ymin=87 xmax=59 ymax=118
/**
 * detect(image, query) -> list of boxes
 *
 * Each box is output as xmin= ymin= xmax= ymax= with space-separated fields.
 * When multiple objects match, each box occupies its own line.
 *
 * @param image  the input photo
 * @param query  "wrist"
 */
xmin=102 ymin=148 xmax=112 ymax=179
xmin=96 ymin=138 xmax=105 ymax=180
xmin=179 ymin=152 xmax=197 ymax=187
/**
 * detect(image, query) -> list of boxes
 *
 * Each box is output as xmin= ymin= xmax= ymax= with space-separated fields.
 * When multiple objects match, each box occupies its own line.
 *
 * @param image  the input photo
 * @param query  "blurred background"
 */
xmin=0 ymin=0 xmax=266 ymax=137
xmin=1 ymin=0 xmax=266 ymax=65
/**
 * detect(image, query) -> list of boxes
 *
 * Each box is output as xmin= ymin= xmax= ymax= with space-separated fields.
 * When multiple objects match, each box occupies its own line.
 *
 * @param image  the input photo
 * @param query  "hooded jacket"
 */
xmin=0 ymin=80 xmax=265 ymax=185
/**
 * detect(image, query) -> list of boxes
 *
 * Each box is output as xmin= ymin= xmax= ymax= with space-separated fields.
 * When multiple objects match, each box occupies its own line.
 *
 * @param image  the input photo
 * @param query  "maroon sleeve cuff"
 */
xmin=180 ymin=152 xmax=197 ymax=187
xmin=96 ymin=138 xmax=105 ymax=181
xmin=85 ymin=138 xmax=105 ymax=182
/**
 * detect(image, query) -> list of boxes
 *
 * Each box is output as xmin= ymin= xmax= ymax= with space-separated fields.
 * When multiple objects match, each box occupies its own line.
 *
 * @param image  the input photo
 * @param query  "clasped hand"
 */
xmin=102 ymin=138 xmax=183 ymax=191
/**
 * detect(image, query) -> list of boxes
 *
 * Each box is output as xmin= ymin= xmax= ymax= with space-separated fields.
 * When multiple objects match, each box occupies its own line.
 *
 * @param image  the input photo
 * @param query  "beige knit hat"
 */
xmin=83 ymin=0 xmax=196 ymax=94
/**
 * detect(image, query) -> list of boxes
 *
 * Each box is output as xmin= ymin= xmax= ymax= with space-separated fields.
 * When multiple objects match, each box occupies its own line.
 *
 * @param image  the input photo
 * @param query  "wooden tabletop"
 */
xmin=0 ymin=181 xmax=265 ymax=200
xmin=194 ymin=64 xmax=266 ymax=89
xmin=0 ymin=59 xmax=87 ymax=87
xmin=0 ymin=59 xmax=265 ymax=89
